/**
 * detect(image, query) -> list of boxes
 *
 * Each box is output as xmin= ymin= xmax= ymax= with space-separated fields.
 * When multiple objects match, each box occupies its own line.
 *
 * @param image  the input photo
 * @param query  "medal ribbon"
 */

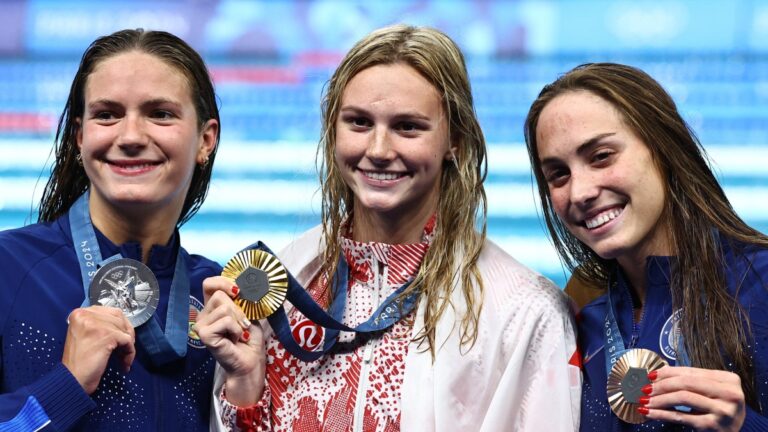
xmin=604 ymin=273 xmax=691 ymax=377
xmin=604 ymin=270 xmax=693 ymax=414
xmin=603 ymin=278 xmax=630 ymax=376
xmin=253 ymin=242 xmax=419 ymax=362
xmin=69 ymin=192 xmax=189 ymax=365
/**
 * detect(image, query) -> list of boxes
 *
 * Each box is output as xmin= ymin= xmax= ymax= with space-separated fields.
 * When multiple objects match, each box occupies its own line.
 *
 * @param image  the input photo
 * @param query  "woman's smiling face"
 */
xmin=535 ymin=90 xmax=670 ymax=266
xmin=77 ymin=51 xmax=216 ymax=217
xmin=334 ymin=62 xmax=453 ymax=223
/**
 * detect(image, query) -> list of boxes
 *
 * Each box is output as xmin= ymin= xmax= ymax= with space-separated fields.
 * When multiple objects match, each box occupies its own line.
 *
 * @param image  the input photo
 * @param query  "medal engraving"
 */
xmin=621 ymin=367 xmax=651 ymax=403
xmin=222 ymin=249 xmax=288 ymax=321
xmin=607 ymin=348 xmax=668 ymax=424
xmin=236 ymin=267 xmax=270 ymax=303
xmin=89 ymin=258 xmax=159 ymax=327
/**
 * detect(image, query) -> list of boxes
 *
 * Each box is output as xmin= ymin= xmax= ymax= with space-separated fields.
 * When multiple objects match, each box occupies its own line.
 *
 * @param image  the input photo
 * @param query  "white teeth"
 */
xmin=108 ymin=162 xmax=155 ymax=171
xmin=113 ymin=162 xmax=154 ymax=171
xmin=585 ymin=208 xmax=623 ymax=229
xmin=364 ymin=171 xmax=402 ymax=181
xmin=121 ymin=164 xmax=151 ymax=170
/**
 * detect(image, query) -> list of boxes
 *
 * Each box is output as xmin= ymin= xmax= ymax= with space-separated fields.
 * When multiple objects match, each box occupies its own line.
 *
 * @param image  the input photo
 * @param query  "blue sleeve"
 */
xmin=741 ymin=406 xmax=768 ymax=432
xmin=0 ymin=229 xmax=94 ymax=430
xmin=0 ymin=363 xmax=95 ymax=431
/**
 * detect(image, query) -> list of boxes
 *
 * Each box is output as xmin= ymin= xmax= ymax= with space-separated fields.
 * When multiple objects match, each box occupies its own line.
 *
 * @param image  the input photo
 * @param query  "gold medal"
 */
xmin=607 ymin=348 xmax=668 ymax=424
xmin=221 ymin=249 xmax=288 ymax=321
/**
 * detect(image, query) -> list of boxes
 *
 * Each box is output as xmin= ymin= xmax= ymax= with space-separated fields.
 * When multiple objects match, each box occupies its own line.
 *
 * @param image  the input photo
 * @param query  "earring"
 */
xmin=447 ymin=149 xmax=459 ymax=170
xmin=199 ymin=155 xmax=209 ymax=169
xmin=76 ymin=153 xmax=83 ymax=166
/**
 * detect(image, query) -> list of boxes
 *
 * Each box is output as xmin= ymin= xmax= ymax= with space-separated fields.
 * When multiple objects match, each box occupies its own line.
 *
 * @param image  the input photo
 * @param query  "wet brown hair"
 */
xmin=524 ymin=62 xmax=768 ymax=409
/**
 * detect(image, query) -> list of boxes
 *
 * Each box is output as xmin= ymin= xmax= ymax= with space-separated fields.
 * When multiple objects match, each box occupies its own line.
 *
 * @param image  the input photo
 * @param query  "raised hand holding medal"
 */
xmin=194 ymin=260 xmax=276 ymax=407
xmin=70 ymin=192 xmax=191 ymax=366
xmin=604 ymin=277 xmax=676 ymax=424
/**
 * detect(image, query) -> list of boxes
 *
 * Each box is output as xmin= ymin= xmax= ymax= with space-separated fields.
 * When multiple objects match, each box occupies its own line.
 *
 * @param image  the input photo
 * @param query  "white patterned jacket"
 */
xmin=211 ymin=225 xmax=581 ymax=431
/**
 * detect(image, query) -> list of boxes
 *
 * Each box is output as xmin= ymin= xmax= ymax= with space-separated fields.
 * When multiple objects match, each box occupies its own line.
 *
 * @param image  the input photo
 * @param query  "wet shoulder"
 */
xmin=478 ymin=238 xmax=571 ymax=320
xmin=722 ymin=240 xmax=768 ymax=304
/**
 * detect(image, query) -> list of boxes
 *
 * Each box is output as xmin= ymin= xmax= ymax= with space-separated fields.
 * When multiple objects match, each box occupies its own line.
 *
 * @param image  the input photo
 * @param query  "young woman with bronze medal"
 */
xmin=525 ymin=62 xmax=768 ymax=431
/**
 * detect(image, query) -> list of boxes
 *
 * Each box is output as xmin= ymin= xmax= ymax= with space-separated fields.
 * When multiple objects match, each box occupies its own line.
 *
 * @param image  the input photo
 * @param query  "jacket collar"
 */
xmin=60 ymin=207 xmax=179 ymax=274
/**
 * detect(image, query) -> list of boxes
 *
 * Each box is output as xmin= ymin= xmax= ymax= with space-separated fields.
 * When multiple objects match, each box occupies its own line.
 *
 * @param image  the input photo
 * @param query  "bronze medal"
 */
xmin=221 ymin=249 xmax=289 ymax=321
xmin=607 ymin=348 xmax=668 ymax=424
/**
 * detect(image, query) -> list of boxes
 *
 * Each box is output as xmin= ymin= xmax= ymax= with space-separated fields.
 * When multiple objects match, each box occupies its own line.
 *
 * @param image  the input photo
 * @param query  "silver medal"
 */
xmin=89 ymin=258 xmax=159 ymax=327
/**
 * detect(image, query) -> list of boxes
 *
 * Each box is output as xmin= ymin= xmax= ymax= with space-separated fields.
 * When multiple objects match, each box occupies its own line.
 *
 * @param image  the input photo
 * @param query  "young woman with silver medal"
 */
xmin=525 ymin=62 xmax=768 ymax=431
xmin=194 ymin=24 xmax=581 ymax=431
xmin=0 ymin=29 xmax=221 ymax=430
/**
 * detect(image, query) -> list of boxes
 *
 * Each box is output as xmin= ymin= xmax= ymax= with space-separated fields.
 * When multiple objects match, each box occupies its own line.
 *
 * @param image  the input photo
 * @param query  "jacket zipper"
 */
xmin=352 ymin=258 xmax=385 ymax=432
xmin=629 ymin=294 xmax=646 ymax=349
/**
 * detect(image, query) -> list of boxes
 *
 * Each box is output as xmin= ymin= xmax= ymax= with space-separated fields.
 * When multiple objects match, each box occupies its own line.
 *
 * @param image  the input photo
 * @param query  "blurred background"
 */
xmin=1 ymin=0 xmax=767 ymax=288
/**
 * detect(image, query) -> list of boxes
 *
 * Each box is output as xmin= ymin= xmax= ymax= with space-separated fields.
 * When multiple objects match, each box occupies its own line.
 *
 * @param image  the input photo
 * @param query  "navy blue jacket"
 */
xmin=0 ymin=211 xmax=221 ymax=431
xmin=578 ymin=238 xmax=768 ymax=431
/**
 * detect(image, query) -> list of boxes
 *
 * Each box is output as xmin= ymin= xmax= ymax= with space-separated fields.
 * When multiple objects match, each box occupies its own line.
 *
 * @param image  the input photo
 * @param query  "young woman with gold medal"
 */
xmin=195 ymin=24 xmax=581 ymax=431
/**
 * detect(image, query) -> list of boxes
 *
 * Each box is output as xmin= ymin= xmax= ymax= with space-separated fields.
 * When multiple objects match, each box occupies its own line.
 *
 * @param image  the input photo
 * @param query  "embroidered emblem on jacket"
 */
xmin=659 ymin=309 xmax=683 ymax=360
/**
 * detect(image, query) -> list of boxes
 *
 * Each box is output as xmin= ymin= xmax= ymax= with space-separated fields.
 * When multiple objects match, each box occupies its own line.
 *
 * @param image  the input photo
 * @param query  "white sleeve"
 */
xmin=210 ymin=363 xmax=229 ymax=431
xmin=477 ymin=274 xmax=581 ymax=431
xmin=516 ymin=308 xmax=581 ymax=431
xmin=210 ymin=363 xmax=273 ymax=431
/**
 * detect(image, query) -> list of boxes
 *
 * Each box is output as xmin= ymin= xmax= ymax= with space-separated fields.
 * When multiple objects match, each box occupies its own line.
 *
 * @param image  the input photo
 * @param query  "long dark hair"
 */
xmin=524 ymin=62 xmax=768 ymax=409
xmin=39 ymin=28 xmax=220 ymax=226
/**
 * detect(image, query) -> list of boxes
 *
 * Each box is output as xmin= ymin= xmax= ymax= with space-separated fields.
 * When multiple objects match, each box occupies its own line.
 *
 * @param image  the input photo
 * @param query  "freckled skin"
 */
xmin=535 ymin=90 xmax=670 ymax=272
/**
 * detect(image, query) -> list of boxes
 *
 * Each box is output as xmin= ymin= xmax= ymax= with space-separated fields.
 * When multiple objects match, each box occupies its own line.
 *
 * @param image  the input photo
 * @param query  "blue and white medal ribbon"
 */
xmin=604 ymin=273 xmax=690 ymax=423
xmin=69 ymin=192 xmax=189 ymax=365
xmin=246 ymin=242 xmax=419 ymax=362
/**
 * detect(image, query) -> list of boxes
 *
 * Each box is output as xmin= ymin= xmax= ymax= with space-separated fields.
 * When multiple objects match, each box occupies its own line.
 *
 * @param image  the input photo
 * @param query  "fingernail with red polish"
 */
xmin=639 ymin=396 xmax=650 ymax=405
xmin=637 ymin=406 xmax=649 ymax=416
xmin=647 ymin=370 xmax=658 ymax=381
xmin=232 ymin=286 xmax=239 ymax=296
xmin=641 ymin=384 xmax=652 ymax=395
xmin=242 ymin=330 xmax=250 ymax=341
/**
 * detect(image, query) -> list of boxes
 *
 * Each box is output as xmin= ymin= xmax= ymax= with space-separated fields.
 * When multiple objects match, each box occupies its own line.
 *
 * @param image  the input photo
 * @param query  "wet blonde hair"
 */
xmin=318 ymin=24 xmax=488 ymax=355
